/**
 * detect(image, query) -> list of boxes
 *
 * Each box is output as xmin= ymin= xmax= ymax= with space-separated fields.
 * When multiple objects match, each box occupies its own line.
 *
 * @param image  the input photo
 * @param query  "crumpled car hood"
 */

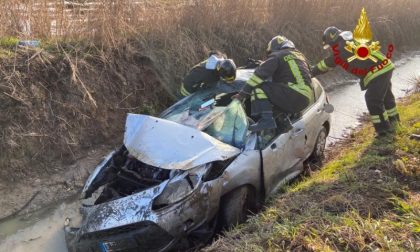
xmin=124 ymin=114 xmax=240 ymax=170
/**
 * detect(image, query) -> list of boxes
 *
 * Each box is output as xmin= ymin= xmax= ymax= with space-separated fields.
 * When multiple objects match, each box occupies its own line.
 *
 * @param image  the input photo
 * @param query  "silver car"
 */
xmin=64 ymin=69 xmax=333 ymax=252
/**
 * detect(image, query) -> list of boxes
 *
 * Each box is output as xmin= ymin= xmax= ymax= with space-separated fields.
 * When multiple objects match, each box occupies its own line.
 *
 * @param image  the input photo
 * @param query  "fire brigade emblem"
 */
xmin=345 ymin=8 xmax=381 ymax=62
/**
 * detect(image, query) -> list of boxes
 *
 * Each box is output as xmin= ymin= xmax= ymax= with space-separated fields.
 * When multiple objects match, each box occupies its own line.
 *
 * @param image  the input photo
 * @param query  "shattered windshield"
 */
xmin=160 ymin=85 xmax=248 ymax=148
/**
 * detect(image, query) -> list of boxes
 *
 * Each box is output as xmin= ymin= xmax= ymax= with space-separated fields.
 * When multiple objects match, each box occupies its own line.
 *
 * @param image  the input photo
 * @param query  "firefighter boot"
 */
xmin=249 ymin=100 xmax=277 ymax=132
xmin=249 ymin=112 xmax=277 ymax=132
xmin=386 ymin=106 xmax=400 ymax=132
xmin=277 ymin=113 xmax=293 ymax=133
xmin=388 ymin=114 xmax=400 ymax=128
xmin=373 ymin=120 xmax=392 ymax=138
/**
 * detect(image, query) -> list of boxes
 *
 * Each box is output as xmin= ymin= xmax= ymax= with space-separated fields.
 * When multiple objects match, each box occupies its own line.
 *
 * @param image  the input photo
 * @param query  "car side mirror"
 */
xmin=324 ymin=104 xmax=334 ymax=113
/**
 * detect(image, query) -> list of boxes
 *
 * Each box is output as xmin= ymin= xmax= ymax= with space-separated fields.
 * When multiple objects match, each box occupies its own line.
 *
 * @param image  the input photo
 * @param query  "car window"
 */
xmin=161 ymin=88 xmax=217 ymax=125
xmin=160 ymin=88 xmax=248 ymax=148
xmin=204 ymin=100 xmax=248 ymax=148
xmin=312 ymin=78 xmax=323 ymax=101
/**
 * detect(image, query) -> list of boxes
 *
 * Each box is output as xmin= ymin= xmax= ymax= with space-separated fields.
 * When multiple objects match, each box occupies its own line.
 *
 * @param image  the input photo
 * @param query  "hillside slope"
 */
xmin=206 ymin=90 xmax=420 ymax=251
xmin=0 ymin=46 xmax=171 ymax=183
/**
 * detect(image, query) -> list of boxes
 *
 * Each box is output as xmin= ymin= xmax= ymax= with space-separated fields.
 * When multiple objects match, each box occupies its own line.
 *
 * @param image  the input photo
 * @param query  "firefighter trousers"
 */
xmin=364 ymin=70 xmax=399 ymax=134
xmin=251 ymin=81 xmax=310 ymax=116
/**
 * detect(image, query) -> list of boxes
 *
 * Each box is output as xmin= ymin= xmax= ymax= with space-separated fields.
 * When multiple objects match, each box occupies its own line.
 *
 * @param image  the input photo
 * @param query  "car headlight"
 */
xmin=152 ymin=165 xmax=208 ymax=210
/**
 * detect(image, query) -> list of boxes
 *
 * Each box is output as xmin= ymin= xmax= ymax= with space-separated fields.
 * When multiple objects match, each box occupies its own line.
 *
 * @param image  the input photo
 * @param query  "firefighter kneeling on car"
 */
xmin=180 ymin=51 xmax=237 ymax=97
xmin=233 ymin=35 xmax=314 ymax=132
xmin=312 ymin=27 xmax=399 ymax=138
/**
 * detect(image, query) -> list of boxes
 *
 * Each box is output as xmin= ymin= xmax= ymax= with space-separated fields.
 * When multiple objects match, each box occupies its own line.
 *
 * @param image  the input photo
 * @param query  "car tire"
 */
xmin=186 ymin=212 xmax=220 ymax=249
xmin=309 ymin=126 xmax=327 ymax=168
xmin=221 ymin=186 xmax=255 ymax=229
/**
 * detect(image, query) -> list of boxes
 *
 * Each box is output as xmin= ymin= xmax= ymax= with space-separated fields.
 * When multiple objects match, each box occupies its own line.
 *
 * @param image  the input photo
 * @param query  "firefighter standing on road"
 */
xmin=311 ymin=26 xmax=399 ymax=137
xmin=233 ymin=35 xmax=314 ymax=132
xmin=180 ymin=51 xmax=237 ymax=97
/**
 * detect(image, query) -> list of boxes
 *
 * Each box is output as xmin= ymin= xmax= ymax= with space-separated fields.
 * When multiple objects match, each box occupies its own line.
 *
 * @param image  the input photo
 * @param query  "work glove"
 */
xmin=232 ymin=91 xmax=249 ymax=101
xmin=310 ymin=65 xmax=322 ymax=77
xmin=245 ymin=58 xmax=263 ymax=68
xmin=232 ymin=82 xmax=254 ymax=101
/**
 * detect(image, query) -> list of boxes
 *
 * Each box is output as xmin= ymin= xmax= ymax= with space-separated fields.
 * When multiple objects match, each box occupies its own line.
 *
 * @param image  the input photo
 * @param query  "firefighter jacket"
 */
xmin=180 ymin=55 xmax=223 ymax=97
xmin=243 ymin=48 xmax=314 ymax=103
xmin=312 ymin=37 xmax=394 ymax=90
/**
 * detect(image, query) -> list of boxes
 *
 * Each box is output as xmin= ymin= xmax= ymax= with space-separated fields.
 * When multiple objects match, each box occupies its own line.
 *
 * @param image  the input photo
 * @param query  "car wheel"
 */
xmin=309 ymin=126 xmax=327 ymax=167
xmin=221 ymin=186 xmax=255 ymax=229
xmin=186 ymin=212 xmax=220 ymax=249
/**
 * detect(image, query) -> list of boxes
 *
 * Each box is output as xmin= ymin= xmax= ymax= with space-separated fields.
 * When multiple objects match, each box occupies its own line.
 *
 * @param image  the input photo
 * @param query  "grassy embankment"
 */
xmin=1 ymin=0 xmax=420 ymax=182
xmin=206 ymin=83 xmax=420 ymax=251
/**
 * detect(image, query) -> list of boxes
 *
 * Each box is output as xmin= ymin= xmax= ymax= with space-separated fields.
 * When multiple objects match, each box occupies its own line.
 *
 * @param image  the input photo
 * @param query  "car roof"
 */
xmin=236 ymin=68 xmax=254 ymax=81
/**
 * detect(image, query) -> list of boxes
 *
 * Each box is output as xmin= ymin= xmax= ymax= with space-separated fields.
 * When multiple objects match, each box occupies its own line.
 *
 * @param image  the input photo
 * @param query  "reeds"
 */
xmin=2 ymin=1 xmax=420 ymax=64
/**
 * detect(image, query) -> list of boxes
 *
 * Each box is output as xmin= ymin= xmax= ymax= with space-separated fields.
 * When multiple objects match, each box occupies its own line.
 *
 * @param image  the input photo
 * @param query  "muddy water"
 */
xmin=0 ymin=53 xmax=419 ymax=252
xmin=0 ymin=201 xmax=80 ymax=252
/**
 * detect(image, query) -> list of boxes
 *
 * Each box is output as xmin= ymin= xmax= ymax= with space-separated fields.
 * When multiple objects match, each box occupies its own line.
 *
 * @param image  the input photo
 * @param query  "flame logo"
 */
xmin=353 ymin=8 xmax=373 ymax=44
xmin=345 ymin=8 xmax=381 ymax=62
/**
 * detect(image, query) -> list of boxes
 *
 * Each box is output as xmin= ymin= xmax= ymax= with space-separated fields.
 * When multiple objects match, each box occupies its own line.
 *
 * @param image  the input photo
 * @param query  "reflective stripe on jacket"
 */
xmin=180 ymin=61 xmax=219 ymax=97
xmin=313 ymin=38 xmax=394 ymax=90
xmin=363 ymin=51 xmax=394 ymax=86
xmin=244 ymin=48 xmax=314 ymax=102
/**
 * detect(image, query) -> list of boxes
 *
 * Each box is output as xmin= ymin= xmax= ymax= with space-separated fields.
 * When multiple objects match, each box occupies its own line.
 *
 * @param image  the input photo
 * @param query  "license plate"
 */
xmin=99 ymin=239 xmax=136 ymax=252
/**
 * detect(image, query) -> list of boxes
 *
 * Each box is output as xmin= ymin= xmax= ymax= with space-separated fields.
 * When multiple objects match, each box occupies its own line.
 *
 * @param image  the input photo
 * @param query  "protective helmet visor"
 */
xmin=221 ymin=75 xmax=235 ymax=83
xmin=217 ymin=59 xmax=236 ymax=83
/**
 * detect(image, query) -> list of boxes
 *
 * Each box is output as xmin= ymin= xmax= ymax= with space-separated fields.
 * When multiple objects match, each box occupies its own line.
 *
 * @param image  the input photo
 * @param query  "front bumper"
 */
xmin=65 ymin=177 xmax=223 ymax=252
xmin=65 ymin=221 xmax=175 ymax=252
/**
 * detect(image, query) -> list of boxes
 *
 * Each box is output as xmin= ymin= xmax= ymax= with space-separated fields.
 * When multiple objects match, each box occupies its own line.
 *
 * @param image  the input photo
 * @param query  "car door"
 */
xmin=301 ymin=106 xmax=322 ymax=157
xmin=262 ymin=120 xmax=306 ymax=196
xmin=300 ymin=92 xmax=325 ymax=157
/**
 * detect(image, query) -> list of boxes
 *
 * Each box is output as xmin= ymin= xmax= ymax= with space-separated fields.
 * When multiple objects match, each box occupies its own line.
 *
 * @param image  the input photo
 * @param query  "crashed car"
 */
xmin=65 ymin=68 xmax=333 ymax=252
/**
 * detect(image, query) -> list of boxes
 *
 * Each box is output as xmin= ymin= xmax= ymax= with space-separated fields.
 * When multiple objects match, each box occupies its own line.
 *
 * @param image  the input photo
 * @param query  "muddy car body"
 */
xmin=65 ymin=69 xmax=332 ymax=252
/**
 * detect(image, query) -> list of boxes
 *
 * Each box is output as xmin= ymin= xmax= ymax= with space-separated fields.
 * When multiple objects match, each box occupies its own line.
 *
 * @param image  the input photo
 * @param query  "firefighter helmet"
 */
xmin=322 ymin=26 xmax=343 ymax=49
xmin=266 ymin=35 xmax=295 ymax=53
xmin=217 ymin=59 xmax=236 ymax=83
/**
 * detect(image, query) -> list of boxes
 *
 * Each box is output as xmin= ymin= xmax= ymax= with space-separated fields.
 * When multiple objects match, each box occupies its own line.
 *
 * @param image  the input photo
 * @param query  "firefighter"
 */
xmin=180 ymin=51 xmax=237 ymax=97
xmin=312 ymin=26 xmax=399 ymax=137
xmin=233 ymin=35 xmax=314 ymax=132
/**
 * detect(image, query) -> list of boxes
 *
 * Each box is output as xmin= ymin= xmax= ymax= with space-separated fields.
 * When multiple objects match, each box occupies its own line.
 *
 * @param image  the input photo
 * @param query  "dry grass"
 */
xmin=0 ymin=45 xmax=171 ymax=182
xmin=1 ymin=0 xmax=420 ymax=182
xmin=205 ymin=91 xmax=420 ymax=252
xmin=1 ymin=0 xmax=420 ymax=91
